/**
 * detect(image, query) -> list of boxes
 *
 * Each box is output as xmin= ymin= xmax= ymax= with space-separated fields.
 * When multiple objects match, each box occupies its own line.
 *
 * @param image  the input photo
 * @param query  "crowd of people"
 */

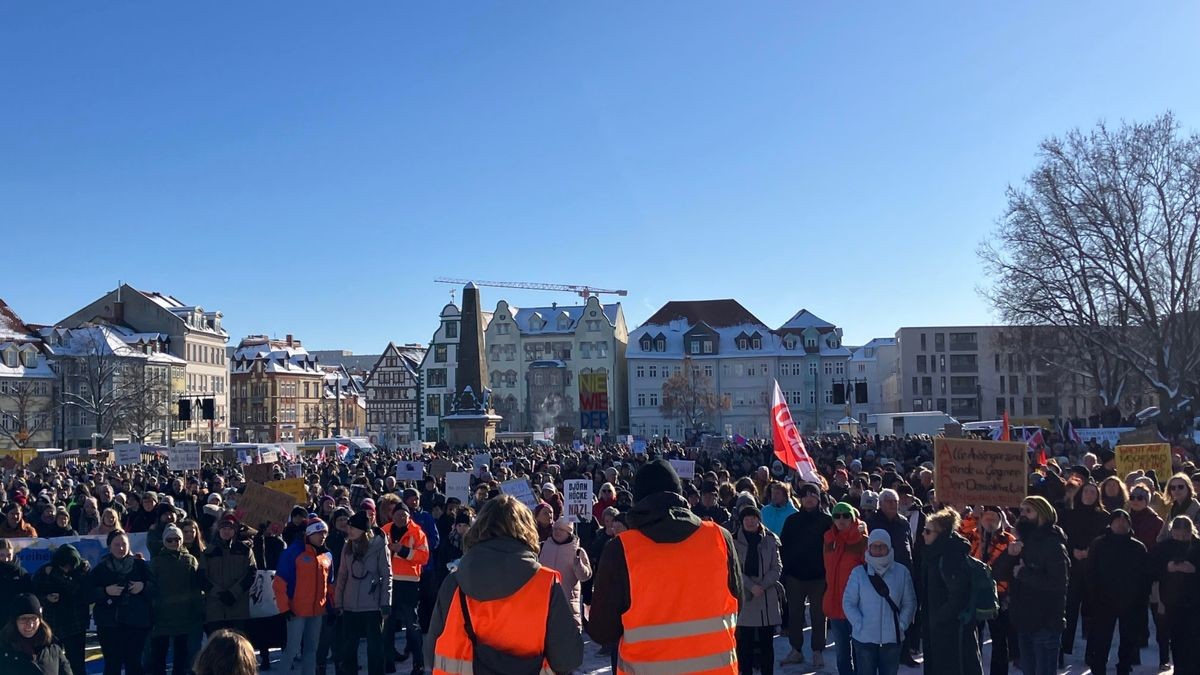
xmin=0 ymin=429 xmax=1197 ymax=674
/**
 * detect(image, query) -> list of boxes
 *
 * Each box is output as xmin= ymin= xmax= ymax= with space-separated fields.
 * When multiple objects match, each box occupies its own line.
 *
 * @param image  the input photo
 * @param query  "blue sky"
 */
xmin=4 ymin=2 xmax=1199 ymax=354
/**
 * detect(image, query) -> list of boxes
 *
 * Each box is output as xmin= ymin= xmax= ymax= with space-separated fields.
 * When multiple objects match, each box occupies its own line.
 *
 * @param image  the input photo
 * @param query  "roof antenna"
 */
xmin=450 ymin=287 xmax=456 ymax=305
xmin=116 ymin=281 xmax=122 ymax=302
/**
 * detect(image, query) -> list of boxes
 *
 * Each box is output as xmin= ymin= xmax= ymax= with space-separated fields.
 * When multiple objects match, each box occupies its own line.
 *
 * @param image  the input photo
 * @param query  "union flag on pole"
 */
xmin=770 ymin=381 xmax=821 ymax=485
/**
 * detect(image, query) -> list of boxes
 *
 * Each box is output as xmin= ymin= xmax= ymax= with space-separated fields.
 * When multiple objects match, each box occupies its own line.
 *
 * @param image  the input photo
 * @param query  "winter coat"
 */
xmin=866 ymin=511 xmax=915 ymax=570
xmin=32 ymin=552 xmax=90 ymax=638
xmin=333 ymin=533 xmax=391 ymax=613
xmin=0 ymin=519 xmax=38 ymax=538
xmin=993 ymin=522 xmax=1069 ymax=633
xmin=538 ymin=533 xmax=593 ymax=627
xmin=150 ymin=547 xmax=203 ymax=636
xmin=0 ymin=560 xmax=32 ymax=624
xmin=273 ymin=540 xmax=333 ymax=617
xmin=969 ymin=528 xmax=1014 ymax=600
xmin=732 ymin=526 xmax=783 ymax=627
xmin=0 ymin=640 xmax=72 ymax=675
xmin=89 ymin=553 xmax=156 ymax=629
xmin=1086 ymin=529 xmax=1149 ymax=615
xmin=780 ymin=507 xmax=832 ymax=581
xmin=1131 ymin=507 xmax=1164 ymax=551
xmin=843 ymin=560 xmax=917 ymax=645
xmin=410 ymin=508 xmax=440 ymax=569
xmin=1152 ymin=536 xmax=1200 ymax=609
xmin=919 ymin=531 xmax=981 ymax=675
xmin=423 ymin=536 xmax=584 ymax=673
xmin=199 ymin=538 xmax=257 ymax=623
xmin=760 ymin=501 xmax=798 ymax=536
xmin=1158 ymin=498 xmax=1200 ymax=542
xmin=822 ymin=522 xmax=866 ymax=620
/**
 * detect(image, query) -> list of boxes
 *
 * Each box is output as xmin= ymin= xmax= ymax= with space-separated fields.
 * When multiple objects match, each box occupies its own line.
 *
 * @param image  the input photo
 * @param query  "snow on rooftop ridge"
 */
xmin=780 ymin=309 xmax=834 ymax=330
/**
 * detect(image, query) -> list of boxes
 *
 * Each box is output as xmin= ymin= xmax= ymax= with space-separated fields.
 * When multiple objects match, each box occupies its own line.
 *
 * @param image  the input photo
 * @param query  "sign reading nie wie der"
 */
xmin=934 ymin=437 xmax=1027 ymax=508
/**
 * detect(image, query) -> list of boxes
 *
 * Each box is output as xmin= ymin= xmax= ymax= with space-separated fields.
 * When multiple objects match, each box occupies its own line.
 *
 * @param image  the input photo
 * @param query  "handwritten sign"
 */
xmin=235 ymin=481 xmax=301 ymax=532
xmin=288 ymin=463 xmax=303 ymax=478
xmin=934 ymin=438 xmax=1027 ymax=508
xmin=445 ymin=472 xmax=471 ymax=505
xmin=1116 ymin=443 xmax=1173 ymax=482
xmin=669 ymin=459 xmax=696 ymax=481
xmin=410 ymin=440 xmax=424 ymax=455
xmin=431 ymin=458 xmax=455 ymax=478
xmin=168 ymin=445 xmax=201 ymax=472
xmin=115 ymin=443 xmax=142 ymax=467
xmin=396 ymin=461 xmax=425 ymax=481
xmin=1075 ymin=427 xmax=1135 ymax=447
xmin=244 ymin=462 xmax=276 ymax=485
xmin=500 ymin=478 xmax=539 ymax=510
xmin=564 ymin=479 xmax=593 ymax=522
xmin=259 ymin=450 xmax=280 ymax=464
xmin=265 ymin=477 xmax=308 ymax=504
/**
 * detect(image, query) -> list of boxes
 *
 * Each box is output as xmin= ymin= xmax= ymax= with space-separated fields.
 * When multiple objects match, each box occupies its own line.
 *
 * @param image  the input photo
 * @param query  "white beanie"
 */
xmin=305 ymin=517 xmax=329 ymax=537
xmin=162 ymin=524 xmax=184 ymax=543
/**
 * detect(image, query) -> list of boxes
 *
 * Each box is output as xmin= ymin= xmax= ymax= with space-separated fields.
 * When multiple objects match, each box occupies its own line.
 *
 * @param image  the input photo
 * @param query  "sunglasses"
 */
xmin=1130 ymin=495 xmax=1147 ymax=501
xmin=832 ymin=513 xmax=853 ymax=520
xmin=164 ymin=537 xmax=181 ymax=543
xmin=1171 ymin=485 xmax=1188 ymax=492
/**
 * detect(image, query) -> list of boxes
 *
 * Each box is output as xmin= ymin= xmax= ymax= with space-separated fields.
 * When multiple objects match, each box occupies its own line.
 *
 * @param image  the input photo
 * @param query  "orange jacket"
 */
xmin=616 ymin=522 xmax=739 ymax=675
xmin=970 ymin=528 xmax=1015 ymax=598
xmin=273 ymin=540 xmax=333 ymax=617
xmin=432 ymin=566 xmax=559 ymax=675
xmin=381 ymin=519 xmax=430 ymax=582
xmin=822 ymin=522 xmax=867 ymax=619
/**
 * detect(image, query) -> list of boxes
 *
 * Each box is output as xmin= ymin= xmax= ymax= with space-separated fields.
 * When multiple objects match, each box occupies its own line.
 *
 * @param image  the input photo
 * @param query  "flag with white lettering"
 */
xmin=770 ymin=381 xmax=821 ymax=484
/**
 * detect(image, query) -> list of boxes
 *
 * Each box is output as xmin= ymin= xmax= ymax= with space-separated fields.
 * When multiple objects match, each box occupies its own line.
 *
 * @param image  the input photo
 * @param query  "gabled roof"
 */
xmin=779 ymin=309 xmax=834 ymax=331
xmin=0 ymin=299 xmax=41 ymax=342
xmin=642 ymin=300 xmax=765 ymax=329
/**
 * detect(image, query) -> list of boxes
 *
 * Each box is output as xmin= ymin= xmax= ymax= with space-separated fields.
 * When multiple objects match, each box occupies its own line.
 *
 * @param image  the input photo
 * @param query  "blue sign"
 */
xmin=580 ymin=411 xmax=608 ymax=430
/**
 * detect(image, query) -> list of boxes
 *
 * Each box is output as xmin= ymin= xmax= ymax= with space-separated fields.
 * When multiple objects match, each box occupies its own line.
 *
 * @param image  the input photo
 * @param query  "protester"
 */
xmin=334 ymin=510 xmax=391 ymax=675
xmin=0 ymin=593 xmax=72 ymax=675
xmin=732 ymin=505 xmax=782 ymax=675
xmin=380 ymin=501 xmax=429 ymax=675
xmin=90 ymin=530 xmax=155 ymax=675
xmin=919 ymin=507 xmax=982 ymax=675
xmin=32 ymin=545 xmax=88 ymax=675
xmin=1059 ymin=480 xmax=1108 ymax=657
xmin=968 ymin=506 xmax=1015 ymax=675
xmin=2 ymin=501 xmax=38 ymax=538
xmin=1152 ymin=515 xmax=1200 ymax=674
xmin=779 ymin=482 xmax=831 ymax=668
xmin=1159 ymin=473 xmax=1200 ymax=541
xmin=1084 ymin=509 xmax=1149 ymax=675
xmin=842 ymin=529 xmax=917 ymax=675
xmin=0 ymin=538 xmax=33 ymax=626
xmin=274 ymin=516 xmax=333 ymax=675
xmin=199 ymin=513 xmax=257 ymax=634
xmin=759 ymin=481 xmax=797 ymax=536
xmin=538 ymin=516 xmax=593 ymax=629
xmin=193 ymin=628 xmax=258 ymax=675
xmin=823 ymin=502 xmax=867 ymax=675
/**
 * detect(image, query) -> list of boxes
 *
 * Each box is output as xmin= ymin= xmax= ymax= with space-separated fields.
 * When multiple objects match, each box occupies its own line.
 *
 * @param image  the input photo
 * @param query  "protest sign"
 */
xmin=168 ymin=444 xmax=200 ymax=471
xmin=445 ymin=472 xmax=471 ymax=505
xmin=235 ymin=481 xmax=300 ymax=532
xmin=1116 ymin=443 xmax=1173 ymax=482
xmin=564 ymin=479 xmax=594 ymax=522
xmin=288 ymin=463 xmax=303 ymax=478
xmin=669 ymin=459 xmax=696 ymax=481
xmin=243 ymin=462 xmax=276 ymax=485
xmin=115 ymin=443 xmax=142 ymax=466
xmin=934 ymin=438 xmax=1027 ymax=508
xmin=396 ymin=461 xmax=425 ymax=481
xmin=1120 ymin=427 xmax=1165 ymax=446
xmin=259 ymin=450 xmax=279 ymax=464
xmin=500 ymin=478 xmax=539 ymax=509
xmin=632 ymin=440 xmax=647 ymax=455
xmin=472 ymin=453 xmax=491 ymax=477
xmin=265 ymin=477 xmax=308 ymax=503
xmin=1075 ymin=427 xmax=1134 ymax=447
xmin=249 ymin=570 xmax=281 ymax=618
xmin=431 ymin=458 xmax=455 ymax=478
xmin=10 ymin=533 xmax=151 ymax=575
xmin=410 ymin=440 xmax=424 ymax=455
xmin=703 ymin=436 xmax=724 ymax=453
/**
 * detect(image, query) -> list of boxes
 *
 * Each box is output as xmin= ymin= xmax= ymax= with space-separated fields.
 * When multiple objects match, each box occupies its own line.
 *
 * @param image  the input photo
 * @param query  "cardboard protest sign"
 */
xmin=115 ymin=443 xmax=142 ymax=467
xmin=259 ymin=450 xmax=280 ymax=464
xmin=934 ymin=438 xmax=1027 ymax=508
xmin=235 ymin=481 xmax=301 ymax=533
xmin=396 ymin=461 xmax=425 ymax=481
xmin=431 ymin=458 xmax=455 ymax=478
xmin=669 ymin=459 xmax=696 ymax=481
xmin=288 ymin=463 xmax=303 ymax=478
xmin=243 ymin=462 xmax=276 ymax=485
xmin=1116 ymin=443 xmax=1173 ymax=482
xmin=1120 ymin=426 xmax=1164 ymax=446
xmin=265 ymin=477 xmax=308 ymax=504
xmin=564 ymin=479 xmax=594 ymax=522
xmin=500 ymin=478 xmax=539 ymax=510
xmin=410 ymin=440 xmax=424 ymax=455
xmin=445 ymin=472 xmax=471 ymax=505
xmin=168 ymin=445 xmax=201 ymax=471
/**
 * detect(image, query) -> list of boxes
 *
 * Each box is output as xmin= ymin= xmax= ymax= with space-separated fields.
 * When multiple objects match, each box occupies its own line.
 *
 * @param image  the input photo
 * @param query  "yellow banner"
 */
xmin=1116 ymin=444 xmax=1172 ymax=482
xmin=265 ymin=477 xmax=308 ymax=504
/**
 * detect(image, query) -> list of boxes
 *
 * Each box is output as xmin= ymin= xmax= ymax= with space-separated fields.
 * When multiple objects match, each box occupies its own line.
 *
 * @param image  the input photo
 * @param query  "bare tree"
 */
xmin=57 ymin=330 xmax=156 ymax=443
xmin=980 ymin=113 xmax=1200 ymax=431
xmin=659 ymin=357 xmax=730 ymax=435
xmin=0 ymin=380 xmax=52 ymax=448
xmin=117 ymin=362 xmax=172 ymax=443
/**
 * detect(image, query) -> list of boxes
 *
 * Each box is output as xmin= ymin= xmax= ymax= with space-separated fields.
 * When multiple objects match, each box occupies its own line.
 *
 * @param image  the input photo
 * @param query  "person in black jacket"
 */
xmin=32 ymin=545 xmax=89 ymax=675
xmin=0 ymin=539 xmax=32 ymax=627
xmin=919 ymin=507 xmax=982 ymax=675
xmin=1084 ymin=509 xmax=1148 ymax=675
xmin=778 ymin=483 xmax=831 ymax=667
xmin=693 ymin=483 xmax=732 ymax=525
xmin=89 ymin=530 xmax=156 ymax=675
xmin=993 ymin=496 xmax=1069 ymax=675
xmin=1059 ymin=481 xmax=1108 ymax=657
xmin=0 ymin=593 xmax=72 ymax=675
xmin=1151 ymin=515 xmax=1200 ymax=674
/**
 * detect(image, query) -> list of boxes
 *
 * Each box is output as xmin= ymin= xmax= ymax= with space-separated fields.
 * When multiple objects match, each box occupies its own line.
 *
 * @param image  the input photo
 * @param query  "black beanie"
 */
xmin=455 ymin=511 xmax=473 ymax=526
xmin=11 ymin=593 xmax=41 ymax=621
xmin=348 ymin=510 xmax=371 ymax=532
xmin=633 ymin=459 xmax=682 ymax=502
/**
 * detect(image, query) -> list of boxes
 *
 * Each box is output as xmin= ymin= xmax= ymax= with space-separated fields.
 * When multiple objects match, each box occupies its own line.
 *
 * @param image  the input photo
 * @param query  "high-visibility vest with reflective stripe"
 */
xmin=432 ymin=566 xmax=560 ymax=675
xmin=617 ymin=522 xmax=738 ymax=675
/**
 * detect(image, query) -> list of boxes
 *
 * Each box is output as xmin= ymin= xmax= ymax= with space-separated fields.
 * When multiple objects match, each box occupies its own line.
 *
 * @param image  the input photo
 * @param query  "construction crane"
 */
xmin=434 ymin=277 xmax=628 ymax=299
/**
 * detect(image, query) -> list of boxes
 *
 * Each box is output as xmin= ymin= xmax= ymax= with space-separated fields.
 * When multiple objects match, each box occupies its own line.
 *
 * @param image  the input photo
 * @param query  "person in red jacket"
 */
xmin=274 ymin=516 xmax=333 ymax=675
xmin=381 ymin=502 xmax=429 ymax=675
xmin=824 ymin=501 xmax=867 ymax=675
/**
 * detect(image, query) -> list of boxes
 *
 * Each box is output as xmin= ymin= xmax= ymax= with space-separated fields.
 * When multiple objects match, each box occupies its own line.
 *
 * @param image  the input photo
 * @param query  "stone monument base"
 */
xmin=443 ymin=412 xmax=502 ymax=448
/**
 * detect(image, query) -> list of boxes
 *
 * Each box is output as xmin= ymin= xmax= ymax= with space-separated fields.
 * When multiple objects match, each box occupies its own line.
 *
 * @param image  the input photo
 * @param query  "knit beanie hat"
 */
xmin=632 ymin=459 xmax=682 ymax=501
xmin=1109 ymin=509 xmax=1131 ymax=525
xmin=10 ymin=593 xmax=40 ymax=621
xmin=832 ymin=502 xmax=858 ymax=519
xmin=1022 ymin=496 xmax=1057 ymax=525
xmin=50 ymin=544 xmax=83 ymax=570
xmin=348 ymin=510 xmax=371 ymax=532
xmin=162 ymin=524 xmax=184 ymax=542
xmin=219 ymin=512 xmax=239 ymax=528
xmin=305 ymin=517 xmax=329 ymax=537
xmin=454 ymin=510 xmax=473 ymax=526
xmin=739 ymin=505 xmax=762 ymax=521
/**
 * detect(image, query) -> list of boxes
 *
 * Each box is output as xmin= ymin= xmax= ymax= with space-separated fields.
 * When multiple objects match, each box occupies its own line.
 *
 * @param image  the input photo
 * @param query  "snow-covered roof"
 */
xmin=780 ymin=309 xmax=834 ymax=330
xmin=506 ymin=303 xmax=619 ymax=335
xmin=849 ymin=337 xmax=898 ymax=362
xmin=133 ymin=287 xmax=228 ymax=337
xmin=230 ymin=337 xmax=321 ymax=375
xmin=0 ymin=300 xmax=40 ymax=342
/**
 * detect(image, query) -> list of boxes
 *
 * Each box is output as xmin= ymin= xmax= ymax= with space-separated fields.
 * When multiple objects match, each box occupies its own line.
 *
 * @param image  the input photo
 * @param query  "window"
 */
xmin=935 ymin=333 xmax=946 ymax=352
xmin=636 ymin=365 xmax=645 ymax=378
xmin=835 ymin=361 xmax=844 ymax=375
xmin=916 ymin=355 xmax=926 ymax=373
xmin=434 ymin=345 xmax=447 ymax=363
xmin=747 ymin=364 xmax=756 ymax=376
xmin=496 ymin=323 xmax=511 ymax=335
xmin=426 ymin=394 xmax=441 ymax=416
xmin=784 ymin=337 xmax=797 ymax=350
xmin=949 ymin=354 xmax=977 ymax=373
xmin=949 ymin=332 xmax=978 ymax=351
xmin=996 ymin=397 xmax=1006 ymax=414
xmin=1037 ymin=397 xmax=1056 ymax=414
xmin=640 ymin=336 xmax=652 ymax=352
xmin=737 ymin=337 xmax=748 ymax=350
xmin=805 ymin=337 xmax=816 ymax=349
xmin=1010 ymin=375 xmax=1019 ymax=394
xmin=937 ymin=398 xmax=947 ymax=412
xmin=637 ymin=393 xmax=646 ymax=407
xmin=703 ymin=340 xmax=713 ymax=354
xmin=920 ymin=333 xmax=927 ymax=351
xmin=823 ymin=362 xmax=833 ymax=375
xmin=951 ymin=398 xmax=979 ymax=419
xmin=1022 ymin=397 xmax=1033 ymax=415
xmin=913 ymin=398 xmax=924 ymax=411
xmin=703 ymin=364 xmax=713 ymax=377
xmin=648 ymin=365 xmax=657 ymax=377
xmin=689 ymin=341 xmax=701 ymax=355
xmin=824 ymin=389 xmax=833 ymax=404
xmin=648 ymin=393 xmax=659 ymax=406
xmin=921 ymin=377 xmax=933 ymax=396
xmin=994 ymin=353 xmax=1001 ymax=372
xmin=809 ymin=390 xmax=816 ymax=404
xmin=912 ymin=377 xmax=919 ymax=396
xmin=751 ymin=336 xmax=761 ymax=349
xmin=654 ymin=337 xmax=665 ymax=352
xmin=427 ymin=369 xmax=447 ymax=387
xmin=808 ymin=362 xmax=817 ymax=376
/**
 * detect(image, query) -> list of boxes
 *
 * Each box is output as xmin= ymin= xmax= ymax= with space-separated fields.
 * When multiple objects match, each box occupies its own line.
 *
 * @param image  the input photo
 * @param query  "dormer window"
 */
xmin=805 ymin=337 xmax=816 ymax=349
xmin=784 ymin=337 xmax=797 ymax=350
xmin=640 ymin=336 xmax=652 ymax=352
xmin=737 ymin=337 xmax=748 ymax=350
xmin=655 ymin=336 xmax=666 ymax=351
xmin=530 ymin=313 xmax=544 ymax=330
xmin=3 ymin=348 xmax=17 ymax=368
xmin=751 ymin=333 xmax=762 ymax=350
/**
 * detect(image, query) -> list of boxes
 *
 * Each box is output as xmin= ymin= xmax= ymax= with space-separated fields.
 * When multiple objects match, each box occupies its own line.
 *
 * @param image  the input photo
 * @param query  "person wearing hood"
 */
xmin=150 ymin=523 xmax=203 ymax=675
xmin=732 ymin=505 xmax=782 ymax=675
xmin=89 ymin=529 xmax=156 ymax=675
xmin=0 ymin=539 xmax=32 ymax=628
xmin=824 ymin=502 xmax=867 ymax=675
xmin=1150 ymin=515 xmax=1200 ymax=673
xmin=842 ymin=529 xmax=917 ymax=675
xmin=919 ymin=507 xmax=982 ymax=675
xmin=425 ymin=494 xmax=583 ymax=673
xmin=274 ymin=517 xmax=333 ymax=675
xmin=538 ymin=516 xmax=593 ymax=629
xmin=992 ymin=496 xmax=1069 ymax=675
xmin=1084 ymin=509 xmax=1149 ymax=675
xmin=334 ymin=510 xmax=391 ymax=675
xmin=590 ymin=459 xmax=741 ymax=674
xmin=0 ymin=593 xmax=72 ymax=675
xmin=199 ymin=513 xmax=258 ymax=634
xmin=759 ymin=482 xmax=798 ymax=537
xmin=32 ymin=544 xmax=89 ymax=675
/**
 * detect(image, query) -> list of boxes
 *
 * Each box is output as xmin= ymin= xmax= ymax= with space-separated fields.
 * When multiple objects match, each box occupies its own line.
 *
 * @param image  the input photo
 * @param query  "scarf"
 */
xmin=742 ymin=528 xmax=762 ymax=577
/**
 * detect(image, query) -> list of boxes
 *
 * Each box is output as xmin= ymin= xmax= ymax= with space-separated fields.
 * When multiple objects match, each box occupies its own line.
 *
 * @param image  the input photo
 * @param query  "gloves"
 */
xmin=398 ymin=546 xmax=411 ymax=559
xmin=218 ymin=590 xmax=237 ymax=606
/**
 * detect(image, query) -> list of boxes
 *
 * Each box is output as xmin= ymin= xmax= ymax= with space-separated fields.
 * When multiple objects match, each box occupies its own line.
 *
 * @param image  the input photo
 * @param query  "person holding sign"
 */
xmin=538 ymin=516 xmax=592 ymax=629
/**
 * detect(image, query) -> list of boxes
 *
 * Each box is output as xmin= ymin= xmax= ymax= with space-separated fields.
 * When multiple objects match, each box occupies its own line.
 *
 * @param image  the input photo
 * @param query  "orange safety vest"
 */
xmin=432 ymin=566 xmax=560 ymax=675
xmin=617 ymin=521 xmax=739 ymax=675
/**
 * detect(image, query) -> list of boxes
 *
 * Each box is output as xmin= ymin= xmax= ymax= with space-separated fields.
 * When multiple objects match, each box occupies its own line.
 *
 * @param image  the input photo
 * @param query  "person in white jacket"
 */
xmin=539 ymin=516 xmax=593 ymax=628
xmin=843 ymin=529 xmax=917 ymax=675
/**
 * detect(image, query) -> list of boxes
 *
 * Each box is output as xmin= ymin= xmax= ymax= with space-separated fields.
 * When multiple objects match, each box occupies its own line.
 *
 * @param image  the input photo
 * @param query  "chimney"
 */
xmin=286 ymin=334 xmax=293 ymax=347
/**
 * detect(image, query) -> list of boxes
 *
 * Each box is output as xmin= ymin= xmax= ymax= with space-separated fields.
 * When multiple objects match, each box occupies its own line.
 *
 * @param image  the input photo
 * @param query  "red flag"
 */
xmin=336 ymin=443 xmax=349 ymax=461
xmin=1037 ymin=447 xmax=1048 ymax=466
xmin=1000 ymin=410 xmax=1011 ymax=442
xmin=770 ymin=381 xmax=821 ymax=484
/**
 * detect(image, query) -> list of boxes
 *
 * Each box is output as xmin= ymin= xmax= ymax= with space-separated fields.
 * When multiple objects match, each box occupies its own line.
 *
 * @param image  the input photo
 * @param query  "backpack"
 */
xmin=940 ymin=554 xmax=999 ymax=624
